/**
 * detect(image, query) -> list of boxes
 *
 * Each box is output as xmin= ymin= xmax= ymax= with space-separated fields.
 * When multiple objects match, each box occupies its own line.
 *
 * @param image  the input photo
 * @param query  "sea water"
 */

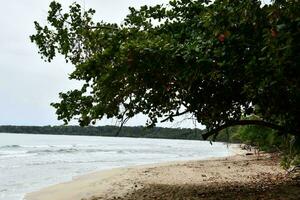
xmin=0 ymin=133 xmax=233 ymax=200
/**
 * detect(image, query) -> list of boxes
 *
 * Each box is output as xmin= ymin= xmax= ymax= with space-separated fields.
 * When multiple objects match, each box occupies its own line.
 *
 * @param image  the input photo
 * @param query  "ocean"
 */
xmin=0 ymin=133 xmax=233 ymax=200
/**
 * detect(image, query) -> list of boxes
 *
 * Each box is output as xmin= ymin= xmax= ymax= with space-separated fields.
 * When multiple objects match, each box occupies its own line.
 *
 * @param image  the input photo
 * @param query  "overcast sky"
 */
xmin=0 ymin=0 xmax=271 ymax=128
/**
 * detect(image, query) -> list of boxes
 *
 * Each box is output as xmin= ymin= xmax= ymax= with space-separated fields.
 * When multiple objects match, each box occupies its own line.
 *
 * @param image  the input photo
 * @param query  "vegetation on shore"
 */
xmin=0 ymin=125 xmax=204 ymax=140
xmin=216 ymin=121 xmax=300 ymax=169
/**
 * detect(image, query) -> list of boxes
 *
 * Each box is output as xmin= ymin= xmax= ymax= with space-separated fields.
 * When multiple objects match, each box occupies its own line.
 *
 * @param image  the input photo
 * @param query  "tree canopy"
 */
xmin=31 ymin=0 xmax=300 ymax=139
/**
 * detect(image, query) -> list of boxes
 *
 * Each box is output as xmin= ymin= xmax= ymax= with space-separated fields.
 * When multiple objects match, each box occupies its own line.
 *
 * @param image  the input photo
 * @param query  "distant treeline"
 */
xmin=0 ymin=125 xmax=206 ymax=140
xmin=2 ymin=124 xmax=299 ymax=168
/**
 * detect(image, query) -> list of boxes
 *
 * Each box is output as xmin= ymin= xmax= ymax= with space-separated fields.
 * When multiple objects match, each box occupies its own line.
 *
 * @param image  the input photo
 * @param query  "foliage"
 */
xmin=281 ymin=151 xmax=300 ymax=169
xmin=281 ymin=135 xmax=300 ymax=169
xmin=217 ymin=124 xmax=283 ymax=151
xmin=30 ymin=0 xmax=300 ymax=139
xmin=241 ymin=126 xmax=279 ymax=151
xmin=215 ymin=117 xmax=300 ymax=169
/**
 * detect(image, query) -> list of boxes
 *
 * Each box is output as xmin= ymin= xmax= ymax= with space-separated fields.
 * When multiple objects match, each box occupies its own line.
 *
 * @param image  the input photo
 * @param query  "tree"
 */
xmin=30 ymin=0 xmax=300 ymax=140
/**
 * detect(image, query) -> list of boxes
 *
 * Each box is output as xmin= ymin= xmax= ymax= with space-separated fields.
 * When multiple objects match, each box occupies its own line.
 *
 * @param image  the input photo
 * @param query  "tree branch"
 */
xmin=88 ymin=25 xmax=119 ymax=30
xmin=202 ymin=120 xmax=296 ymax=140
xmin=61 ymin=19 xmax=119 ymax=31
xmin=115 ymin=116 xmax=129 ymax=136
xmin=160 ymin=110 xmax=190 ymax=123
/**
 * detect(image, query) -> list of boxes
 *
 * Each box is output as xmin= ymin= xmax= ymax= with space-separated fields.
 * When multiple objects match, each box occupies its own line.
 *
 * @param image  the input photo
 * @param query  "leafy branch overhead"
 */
xmin=31 ymin=0 xmax=300 ymax=139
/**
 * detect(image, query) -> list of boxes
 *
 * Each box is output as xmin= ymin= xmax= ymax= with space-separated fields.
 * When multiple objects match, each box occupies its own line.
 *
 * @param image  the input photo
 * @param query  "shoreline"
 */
xmin=1 ymin=134 xmax=233 ymax=200
xmin=24 ymin=144 xmax=299 ymax=200
xmin=24 ymin=144 xmax=245 ymax=200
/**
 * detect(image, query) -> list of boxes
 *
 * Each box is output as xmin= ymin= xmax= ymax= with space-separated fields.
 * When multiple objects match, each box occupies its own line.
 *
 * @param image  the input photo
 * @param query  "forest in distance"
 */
xmin=0 ymin=125 xmax=205 ymax=140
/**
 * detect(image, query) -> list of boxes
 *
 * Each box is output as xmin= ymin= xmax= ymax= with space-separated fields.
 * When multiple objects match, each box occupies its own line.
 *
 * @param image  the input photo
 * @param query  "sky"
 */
xmin=0 ymin=0 xmax=271 ymax=128
xmin=0 ymin=0 xmax=204 ymax=128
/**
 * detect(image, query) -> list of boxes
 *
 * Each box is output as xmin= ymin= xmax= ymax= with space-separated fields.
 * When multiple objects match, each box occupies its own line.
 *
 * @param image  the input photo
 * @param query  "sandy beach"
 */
xmin=25 ymin=145 xmax=300 ymax=200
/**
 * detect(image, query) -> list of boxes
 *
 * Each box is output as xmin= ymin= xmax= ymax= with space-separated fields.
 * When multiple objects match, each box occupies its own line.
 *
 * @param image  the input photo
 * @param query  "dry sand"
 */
xmin=25 ymin=144 xmax=299 ymax=200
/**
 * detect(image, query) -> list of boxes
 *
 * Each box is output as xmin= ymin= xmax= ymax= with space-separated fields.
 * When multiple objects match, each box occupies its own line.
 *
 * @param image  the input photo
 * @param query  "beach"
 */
xmin=0 ymin=133 xmax=234 ymax=200
xmin=24 ymin=145 xmax=300 ymax=200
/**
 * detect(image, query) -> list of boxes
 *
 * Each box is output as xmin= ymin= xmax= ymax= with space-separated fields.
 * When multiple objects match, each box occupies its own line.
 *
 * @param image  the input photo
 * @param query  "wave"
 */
xmin=26 ymin=148 xmax=123 ymax=154
xmin=27 ymin=148 xmax=79 ymax=154
xmin=0 ymin=146 xmax=170 ymax=157
xmin=0 ymin=153 xmax=37 ymax=159
xmin=0 ymin=146 xmax=118 ymax=157
xmin=0 ymin=144 xmax=78 ymax=149
xmin=26 ymin=159 xmax=119 ymax=166
xmin=0 ymin=145 xmax=170 ymax=157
